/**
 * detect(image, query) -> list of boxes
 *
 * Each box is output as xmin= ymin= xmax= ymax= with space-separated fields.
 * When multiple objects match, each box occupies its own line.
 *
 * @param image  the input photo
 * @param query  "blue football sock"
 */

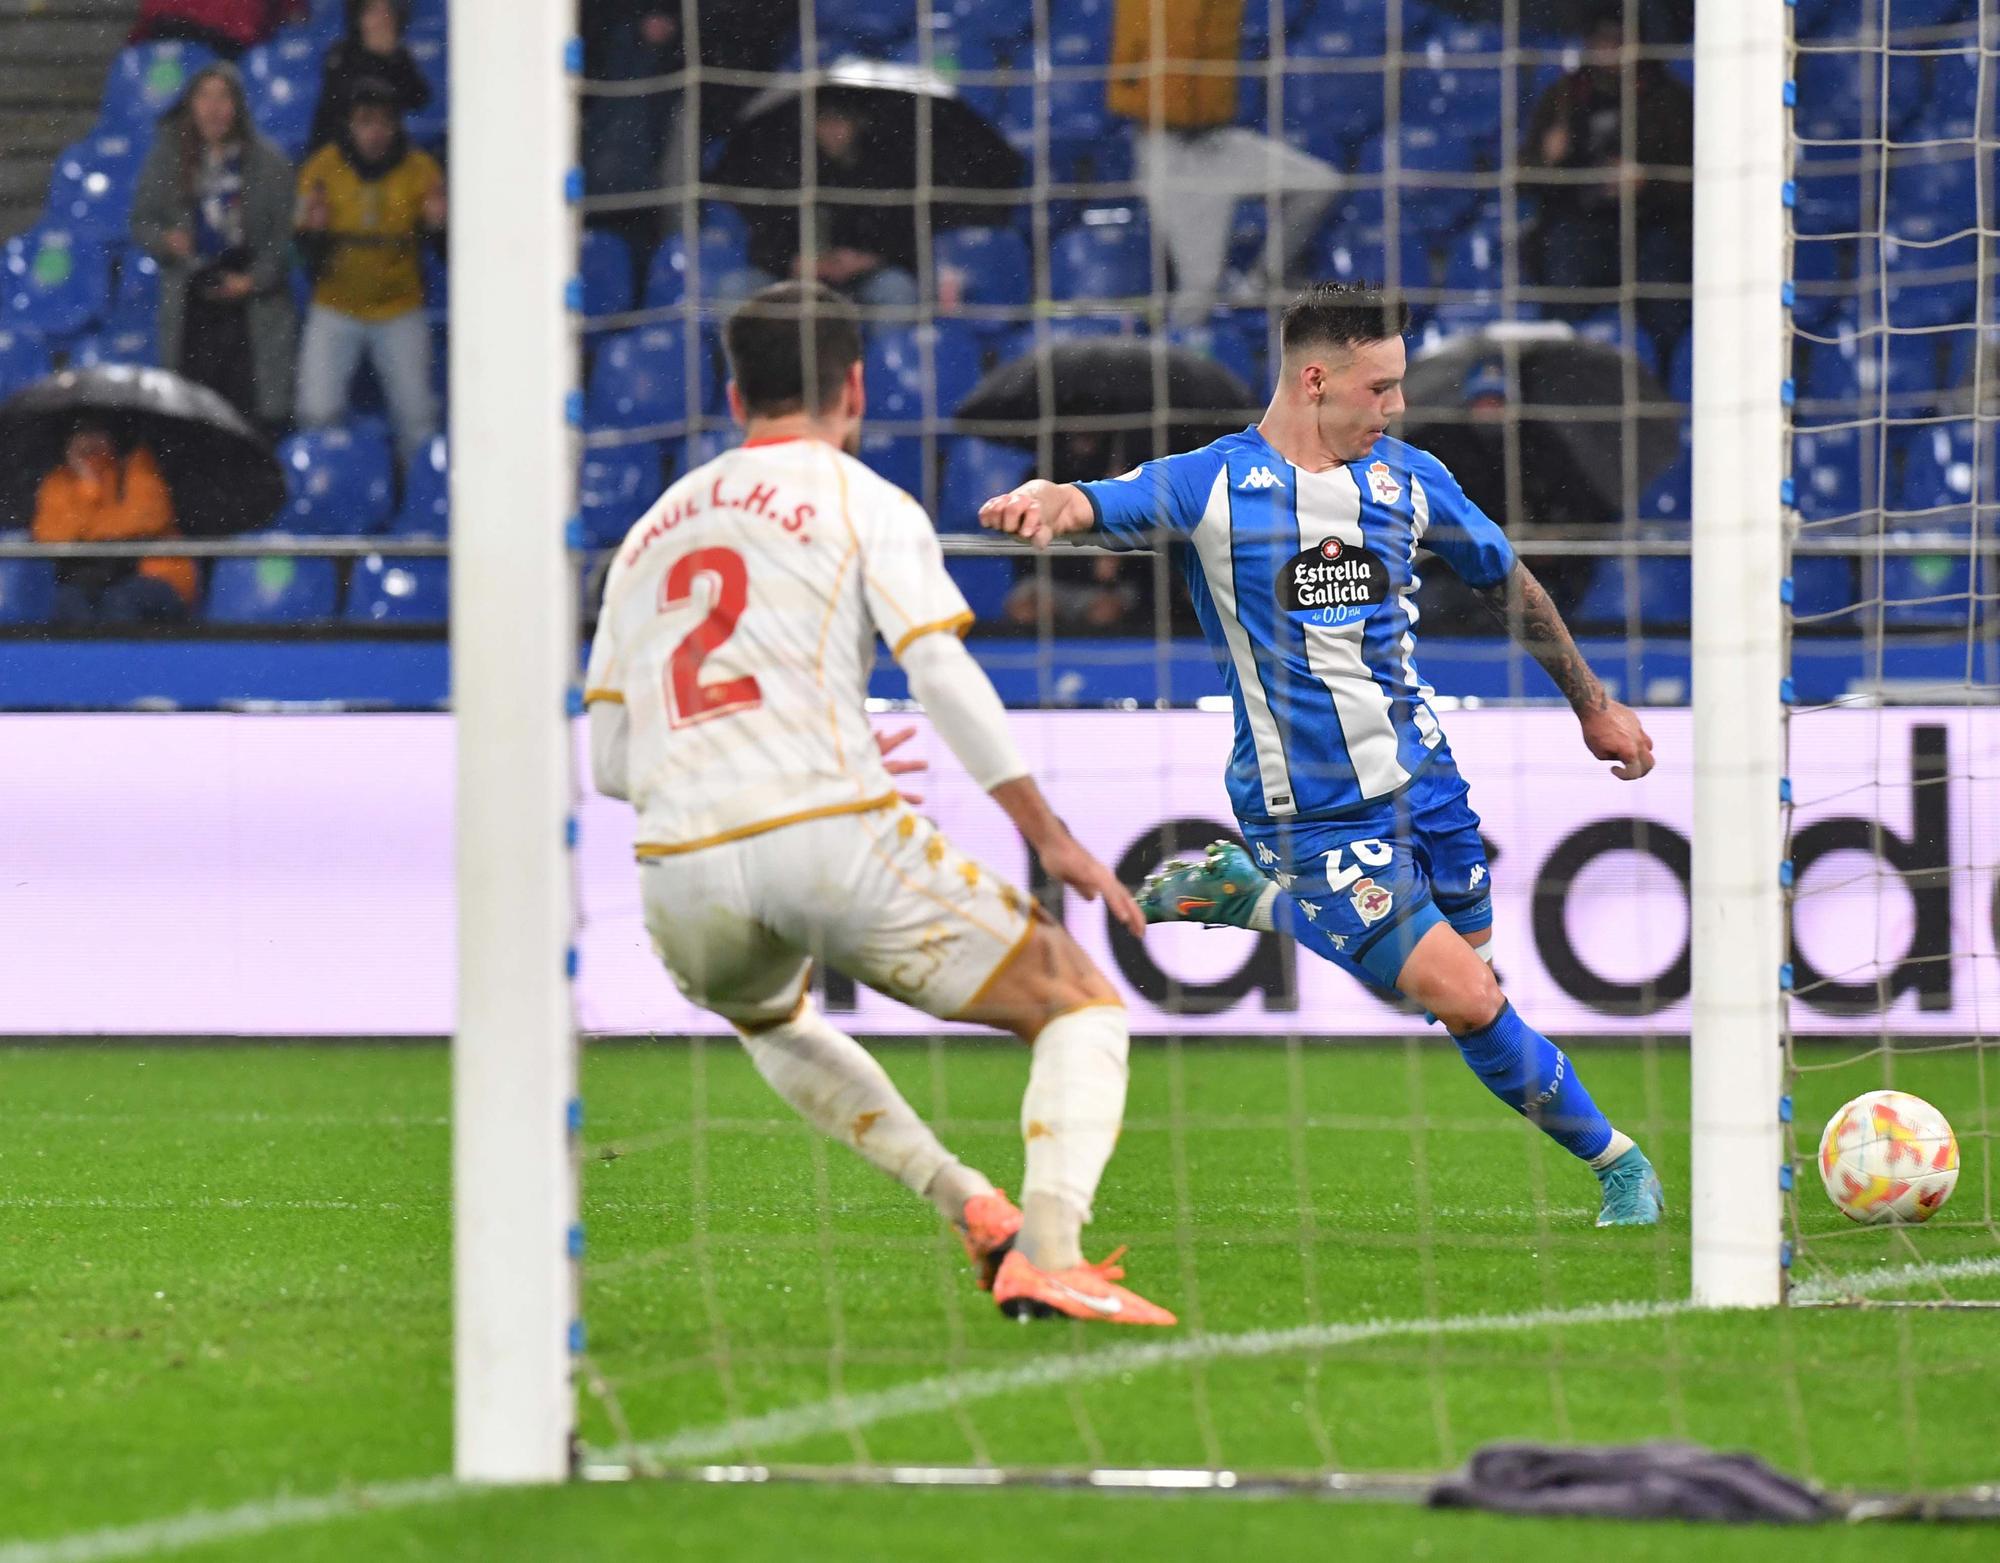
xmin=1453 ymin=1002 xmax=1614 ymax=1162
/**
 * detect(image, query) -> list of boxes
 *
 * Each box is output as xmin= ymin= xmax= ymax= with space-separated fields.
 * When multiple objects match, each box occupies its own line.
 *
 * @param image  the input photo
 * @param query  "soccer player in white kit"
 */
xmin=585 ymin=282 xmax=1176 ymax=1325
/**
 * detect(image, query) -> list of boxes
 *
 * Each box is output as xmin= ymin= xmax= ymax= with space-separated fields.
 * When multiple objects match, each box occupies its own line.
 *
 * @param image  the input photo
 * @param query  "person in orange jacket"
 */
xmin=32 ymin=420 xmax=197 ymax=626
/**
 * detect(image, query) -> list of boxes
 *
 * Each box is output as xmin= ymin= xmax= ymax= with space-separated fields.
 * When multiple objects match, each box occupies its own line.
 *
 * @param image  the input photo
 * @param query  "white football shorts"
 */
xmin=639 ymin=805 xmax=1036 ymax=1026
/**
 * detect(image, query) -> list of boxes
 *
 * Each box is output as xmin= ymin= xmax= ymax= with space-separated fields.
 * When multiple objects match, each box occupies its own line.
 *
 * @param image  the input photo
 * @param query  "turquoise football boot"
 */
xmin=1137 ymin=840 xmax=1274 ymax=930
xmin=1594 ymin=1145 xmax=1666 ymax=1227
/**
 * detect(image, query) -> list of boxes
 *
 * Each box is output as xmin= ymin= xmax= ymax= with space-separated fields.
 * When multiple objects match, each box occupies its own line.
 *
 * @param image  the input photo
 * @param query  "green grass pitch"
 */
xmin=4 ymin=1038 xmax=1996 ymax=1561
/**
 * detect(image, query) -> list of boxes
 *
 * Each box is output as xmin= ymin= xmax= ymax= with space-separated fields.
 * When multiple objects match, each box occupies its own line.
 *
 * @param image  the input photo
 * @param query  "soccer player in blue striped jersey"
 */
xmin=979 ymin=282 xmax=1664 ymax=1227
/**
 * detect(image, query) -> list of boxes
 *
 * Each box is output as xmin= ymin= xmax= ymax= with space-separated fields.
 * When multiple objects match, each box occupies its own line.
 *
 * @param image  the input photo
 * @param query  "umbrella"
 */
xmin=0 ymin=364 xmax=283 ymax=536
xmin=956 ymin=339 xmax=1255 ymax=473
xmin=1399 ymin=326 xmax=1681 ymax=513
xmin=711 ymin=58 xmax=1024 ymax=239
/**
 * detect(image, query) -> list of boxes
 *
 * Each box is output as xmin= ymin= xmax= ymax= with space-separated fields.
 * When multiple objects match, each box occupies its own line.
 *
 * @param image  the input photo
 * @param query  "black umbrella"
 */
xmin=956 ymin=339 xmax=1255 ymax=474
xmin=0 ymin=365 xmax=283 ymax=535
xmin=712 ymin=58 xmax=1025 ymax=239
xmin=1399 ymin=328 xmax=1681 ymax=513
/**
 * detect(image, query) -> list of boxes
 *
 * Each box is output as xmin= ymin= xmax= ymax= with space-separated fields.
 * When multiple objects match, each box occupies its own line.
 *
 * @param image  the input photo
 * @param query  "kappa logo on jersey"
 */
xmin=1365 ymin=460 xmax=1401 ymax=506
xmin=1238 ymin=465 xmax=1286 ymax=491
xmin=1298 ymin=899 xmax=1320 ymax=922
xmin=1469 ymin=863 xmax=1487 ymax=889
xmin=1255 ymin=843 xmax=1278 ymax=867
xmin=1327 ymin=932 xmax=1348 ymax=951
xmin=1277 ymin=535 xmax=1391 ymax=623
xmin=1350 ymin=877 xmax=1394 ymax=925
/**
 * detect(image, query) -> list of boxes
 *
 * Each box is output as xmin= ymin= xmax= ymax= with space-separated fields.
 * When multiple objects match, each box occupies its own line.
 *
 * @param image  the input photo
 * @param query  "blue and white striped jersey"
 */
xmin=1079 ymin=426 xmax=1516 ymax=823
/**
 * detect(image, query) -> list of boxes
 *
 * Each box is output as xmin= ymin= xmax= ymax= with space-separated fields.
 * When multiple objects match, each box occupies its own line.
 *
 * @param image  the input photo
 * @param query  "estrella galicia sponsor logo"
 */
xmin=1277 ymin=536 xmax=1390 ymax=626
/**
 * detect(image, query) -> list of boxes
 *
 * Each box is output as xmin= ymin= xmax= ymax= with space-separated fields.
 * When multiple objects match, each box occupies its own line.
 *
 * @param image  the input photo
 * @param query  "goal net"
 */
xmin=497 ymin=0 xmax=2000 ymax=1500
xmin=1781 ymin=0 xmax=1999 ymax=1299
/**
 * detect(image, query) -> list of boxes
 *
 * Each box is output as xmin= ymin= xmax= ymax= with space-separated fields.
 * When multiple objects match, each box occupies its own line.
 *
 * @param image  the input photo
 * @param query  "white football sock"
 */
xmin=1016 ymin=1003 xmax=1130 ymax=1271
xmin=1250 ymin=882 xmax=1280 ymax=932
xmin=735 ymin=1001 xmax=992 ymax=1224
xmin=1588 ymin=1129 xmax=1637 ymax=1171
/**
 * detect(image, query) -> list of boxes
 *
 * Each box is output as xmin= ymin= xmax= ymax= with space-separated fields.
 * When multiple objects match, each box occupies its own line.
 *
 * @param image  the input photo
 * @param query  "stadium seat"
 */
xmin=0 ymin=543 xmax=55 ymax=625
xmin=1575 ymin=311 xmax=1661 ymax=378
xmin=346 ymin=554 xmax=448 ymax=624
xmin=1666 ymin=334 xmax=1693 ymax=404
xmin=1790 ymin=148 xmax=1861 ymax=240
xmin=206 ymin=554 xmax=340 ymax=622
xmin=642 ymin=220 xmax=755 ymax=308
xmin=1350 ymin=127 xmax=1479 ymax=243
xmin=392 ymin=435 xmax=450 ymax=535
xmin=578 ymin=442 xmax=665 ymax=547
xmin=1640 ymin=434 xmax=1692 ymax=523
xmin=1788 ymin=555 xmax=1860 ymax=621
xmin=1916 ymin=49 xmax=1979 ymax=141
xmin=1879 ymin=545 xmax=1977 ymax=627
xmin=677 ymin=426 xmax=737 ymax=476
xmin=945 ymin=556 xmax=1013 ymax=620
xmin=1442 ymin=224 xmax=1503 ymax=293
xmin=41 ymin=132 xmax=144 ymax=243
xmin=859 ymin=333 xmax=933 ymax=494
xmin=1049 ymin=207 xmax=1153 ymax=301
xmin=933 ymin=226 xmax=1032 ymax=339
xmin=298 ymin=0 xmax=348 ymax=40
xmin=109 ymin=246 xmax=162 ymax=333
xmin=1886 ymin=0 xmax=1976 ymax=37
xmin=586 ymin=323 xmax=704 ymax=433
xmin=275 ymin=425 xmax=396 ymax=534
xmin=858 ymin=430 xmax=925 ymax=498
xmin=1897 ymin=421 xmax=1980 ymax=525
xmin=65 ymin=325 xmax=156 ymax=369
xmin=404 ymin=36 xmax=448 ymax=146
xmin=1792 ymin=425 xmax=1868 ymax=524
xmin=1282 ymin=12 xmax=1388 ymax=160
xmin=99 ymin=42 xmax=217 ymax=131
xmin=1575 ymin=556 xmax=1691 ymax=627
xmin=1312 ymin=221 xmax=1436 ymax=294
xmin=0 ymin=327 xmax=52 ymax=397
xmin=242 ymin=33 xmax=326 ymax=160
xmin=2 ymin=229 xmax=110 ymax=343
xmin=579 ymin=228 xmax=634 ymax=319
xmin=866 ymin=321 xmax=983 ymax=420
xmin=938 ymin=437 xmax=1033 ymax=530
xmin=1044 ymin=0 xmax=1114 ymax=144
xmin=1406 ymin=31 xmax=1505 ymax=158
xmin=1165 ymin=316 xmax=1263 ymax=396
xmin=1792 ymin=50 xmax=1868 ymax=142
xmin=817 ymin=0 xmax=916 ymax=46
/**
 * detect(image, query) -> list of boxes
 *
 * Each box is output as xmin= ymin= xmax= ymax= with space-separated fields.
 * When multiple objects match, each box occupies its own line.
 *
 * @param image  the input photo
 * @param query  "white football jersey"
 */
xmin=585 ymin=437 xmax=971 ymax=855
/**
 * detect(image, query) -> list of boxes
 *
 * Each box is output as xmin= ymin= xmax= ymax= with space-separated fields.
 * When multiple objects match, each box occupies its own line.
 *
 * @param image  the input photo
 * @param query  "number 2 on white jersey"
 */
xmin=662 ymin=546 xmax=762 ymax=727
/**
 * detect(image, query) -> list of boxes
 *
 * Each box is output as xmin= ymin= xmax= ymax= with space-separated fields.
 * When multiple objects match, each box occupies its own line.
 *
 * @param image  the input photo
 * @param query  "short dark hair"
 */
xmin=723 ymin=281 xmax=863 ymax=418
xmin=1279 ymin=282 xmax=1410 ymax=359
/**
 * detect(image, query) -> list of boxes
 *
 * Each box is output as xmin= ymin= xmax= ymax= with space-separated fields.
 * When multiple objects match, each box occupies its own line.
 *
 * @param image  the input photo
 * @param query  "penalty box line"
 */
xmin=6 ymin=1254 xmax=1997 ymax=1563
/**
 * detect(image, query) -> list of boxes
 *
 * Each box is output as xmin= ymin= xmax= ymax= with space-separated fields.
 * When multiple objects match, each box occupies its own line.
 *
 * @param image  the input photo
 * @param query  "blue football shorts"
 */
xmin=1238 ymin=753 xmax=1493 ymax=992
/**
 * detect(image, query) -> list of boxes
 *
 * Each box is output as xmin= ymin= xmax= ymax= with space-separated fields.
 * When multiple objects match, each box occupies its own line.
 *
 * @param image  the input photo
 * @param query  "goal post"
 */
xmin=449 ymin=0 xmax=582 ymax=1481
xmin=1688 ymin=0 xmax=1787 ymax=1309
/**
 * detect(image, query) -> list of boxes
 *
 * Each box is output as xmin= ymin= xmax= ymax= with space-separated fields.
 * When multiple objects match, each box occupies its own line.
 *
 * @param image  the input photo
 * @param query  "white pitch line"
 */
xmin=611 ymin=1252 xmax=2000 ymax=1468
xmin=4 ymin=1253 xmax=1996 ymax=1563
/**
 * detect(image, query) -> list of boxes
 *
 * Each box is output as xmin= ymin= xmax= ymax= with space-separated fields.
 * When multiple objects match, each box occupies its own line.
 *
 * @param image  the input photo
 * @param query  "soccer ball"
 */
xmin=1817 ymin=1090 xmax=1958 ymax=1224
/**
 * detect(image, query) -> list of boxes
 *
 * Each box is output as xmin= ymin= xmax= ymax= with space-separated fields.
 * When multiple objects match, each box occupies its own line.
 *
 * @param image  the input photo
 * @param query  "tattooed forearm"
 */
xmin=1474 ymin=562 xmax=1608 ymax=715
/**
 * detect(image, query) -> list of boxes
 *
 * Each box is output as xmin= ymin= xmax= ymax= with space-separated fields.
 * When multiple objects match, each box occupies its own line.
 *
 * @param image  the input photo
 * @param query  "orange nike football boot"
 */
xmin=991 ymin=1245 xmax=1178 ymax=1326
xmin=958 ymin=1188 xmax=1023 ymax=1290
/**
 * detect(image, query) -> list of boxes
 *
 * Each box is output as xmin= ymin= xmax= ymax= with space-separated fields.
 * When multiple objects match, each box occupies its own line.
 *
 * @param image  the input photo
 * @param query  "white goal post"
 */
xmin=450 ymin=0 xmax=583 ymax=1481
xmin=1688 ymin=0 xmax=1787 ymax=1308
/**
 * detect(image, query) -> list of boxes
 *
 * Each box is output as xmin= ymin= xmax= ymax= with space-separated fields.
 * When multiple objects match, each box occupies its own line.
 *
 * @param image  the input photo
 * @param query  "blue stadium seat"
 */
xmin=1666 ymin=333 xmax=1693 ymax=403
xmin=1880 ymin=545 xmax=1977 ymax=627
xmin=1350 ymin=127 xmax=1478 ymax=242
xmin=677 ymin=427 xmax=737 ymax=476
xmin=1442 ymin=224 xmax=1502 ymax=293
xmin=866 ymin=321 xmax=983 ymax=420
xmin=578 ymin=442 xmax=665 ymax=547
xmin=817 ymin=0 xmax=916 ymax=46
xmin=1791 ymin=0 xmax=1864 ymax=41
xmin=298 ymin=0 xmax=348 ymax=40
xmin=587 ymin=324 xmax=703 ymax=433
xmin=0 ymin=328 xmax=52 ymax=397
xmin=404 ymin=36 xmax=448 ymax=146
xmin=1575 ymin=311 xmax=1660 ymax=378
xmin=933 ymin=225 xmax=1032 ymax=338
xmin=1788 ymin=556 xmax=1860 ymax=621
xmin=42 ymin=132 xmax=144 ymax=242
xmin=1312 ymin=221 xmax=1436 ymax=293
xmin=2 ymin=229 xmax=110 ymax=343
xmin=0 ymin=542 xmax=55 ymax=625
xmin=1790 ymin=148 xmax=1860 ymax=239
xmin=1049 ymin=207 xmax=1153 ymax=301
xmin=242 ymin=33 xmax=326 ymax=160
xmin=1793 ymin=51 xmax=1868 ymax=142
xmin=946 ymin=557 xmax=1013 ymax=620
xmin=1575 ymin=556 xmax=1691 ymax=626
xmin=1917 ymin=49 xmax=1979 ymax=140
xmin=642 ymin=220 xmax=755 ymax=307
xmin=276 ymin=425 xmax=396 ymax=534
xmin=346 ymin=554 xmax=448 ymax=623
xmin=1887 ymin=151 xmax=1976 ymax=245
xmin=1884 ymin=234 xmax=1976 ymax=329
xmin=1897 ymin=421 xmax=1980 ymax=525
xmin=393 ymin=435 xmax=450 ymax=535
xmin=206 ymin=554 xmax=340 ymax=622
xmin=579 ymin=228 xmax=633 ymax=319
xmin=938 ymin=437 xmax=1033 ymax=531
xmin=858 ymin=430 xmax=925 ymax=497
xmin=1165 ymin=316 xmax=1262 ymax=396
xmin=65 ymin=325 xmax=156 ymax=368
xmin=1886 ymin=0 xmax=1976 ymax=37
xmin=1045 ymin=0 xmax=1114 ymax=144
xmin=1406 ymin=30 xmax=1505 ymax=157
xmin=859 ymin=332 xmax=934 ymax=494
xmin=938 ymin=0 xmax=1031 ymax=45
xmin=99 ymin=42 xmax=217 ymax=131
xmin=1281 ymin=20 xmax=1386 ymax=161
xmin=1792 ymin=425 xmax=1867 ymax=523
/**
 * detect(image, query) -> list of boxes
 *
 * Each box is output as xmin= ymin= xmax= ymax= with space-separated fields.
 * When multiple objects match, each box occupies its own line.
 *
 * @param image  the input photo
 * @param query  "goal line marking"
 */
xmin=4 ymin=1254 xmax=1995 ymax=1563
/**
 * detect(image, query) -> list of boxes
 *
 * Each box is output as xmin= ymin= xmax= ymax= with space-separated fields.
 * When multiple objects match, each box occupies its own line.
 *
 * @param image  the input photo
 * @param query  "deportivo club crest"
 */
xmin=1277 ymin=535 xmax=1391 ymax=626
xmin=1365 ymin=460 xmax=1401 ymax=506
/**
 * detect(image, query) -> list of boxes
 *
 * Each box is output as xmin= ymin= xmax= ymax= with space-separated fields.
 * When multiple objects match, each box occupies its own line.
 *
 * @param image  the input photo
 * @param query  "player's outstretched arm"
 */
xmin=898 ymin=630 xmax=1145 ymax=936
xmin=977 ymin=478 xmax=1097 ymax=549
xmin=1475 ymin=562 xmax=1656 ymax=781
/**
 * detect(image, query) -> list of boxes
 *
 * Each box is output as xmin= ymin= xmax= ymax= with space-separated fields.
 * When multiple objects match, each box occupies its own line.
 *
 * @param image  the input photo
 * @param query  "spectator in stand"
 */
xmin=740 ymin=99 xmax=922 ymax=318
xmin=294 ymin=79 xmax=445 ymax=465
xmin=131 ymin=0 xmax=303 ymax=57
xmin=1521 ymin=7 xmax=1694 ymax=362
xmin=33 ymin=420 xmax=195 ymax=627
xmin=580 ymin=1 xmax=682 ymax=280
xmin=131 ymin=63 xmax=297 ymax=434
xmin=1107 ymin=0 xmax=1340 ymax=326
xmin=1002 ymin=431 xmax=1147 ymax=630
xmin=306 ymin=0 xmax=434 ymax=155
